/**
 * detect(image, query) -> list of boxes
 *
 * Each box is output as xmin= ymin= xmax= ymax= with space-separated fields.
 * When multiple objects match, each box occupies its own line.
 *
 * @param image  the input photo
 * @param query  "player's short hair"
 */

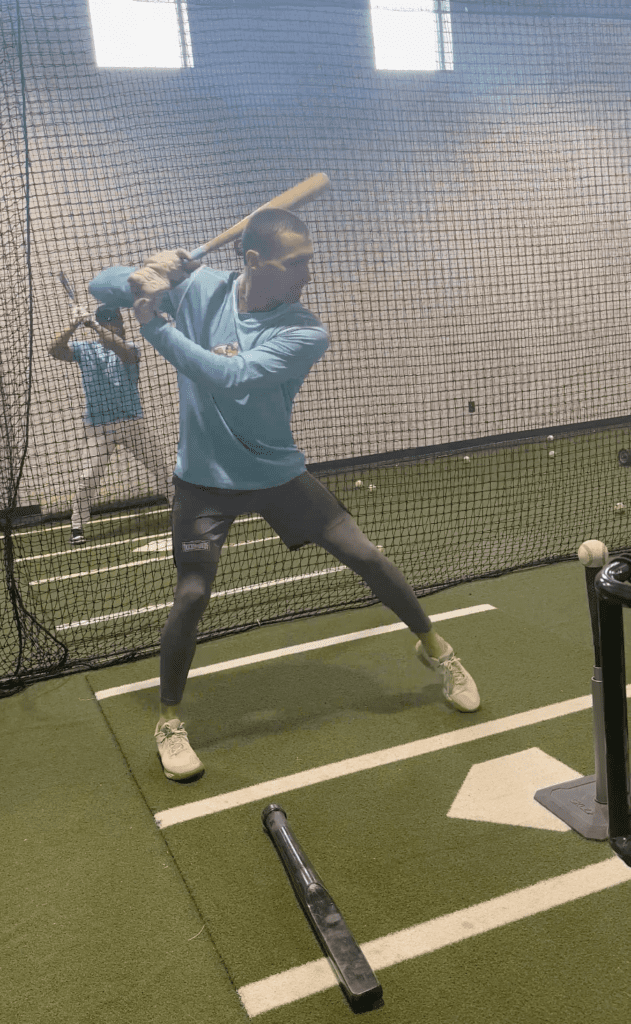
xmin=240 ymin=208 xmax=310 ymax=265
xmin=95 ymin=305 xmax=124 ymax=337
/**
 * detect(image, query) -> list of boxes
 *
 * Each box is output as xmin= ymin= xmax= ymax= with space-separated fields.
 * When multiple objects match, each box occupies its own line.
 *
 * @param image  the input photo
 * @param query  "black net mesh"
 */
xmin=2 ymin=0 xmax=631 ymax=694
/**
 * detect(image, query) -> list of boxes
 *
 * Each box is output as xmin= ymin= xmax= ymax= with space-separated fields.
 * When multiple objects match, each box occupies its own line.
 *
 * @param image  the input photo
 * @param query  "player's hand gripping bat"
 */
xmin=58 ymin=271 xmax=91 ymax=325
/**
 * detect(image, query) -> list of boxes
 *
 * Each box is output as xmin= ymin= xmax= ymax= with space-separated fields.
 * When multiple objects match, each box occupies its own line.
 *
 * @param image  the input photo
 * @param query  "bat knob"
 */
xmin=262 ymin=803 xmax=286 ymax=827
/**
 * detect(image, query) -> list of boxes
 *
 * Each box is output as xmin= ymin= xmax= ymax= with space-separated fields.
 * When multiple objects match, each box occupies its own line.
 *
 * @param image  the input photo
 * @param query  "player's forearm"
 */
xmin=49 ymin=323 xmax=78 ymax=355
xmin=141 ymin=316 xmax=327 ymax=392
xmin=89 ymin=324 xmax=139 ymax=363
xmin=141 ymin=316 xmax=239 ymax=391
xmin=89 ymin=265 xmax=136 ymax=308
xmin=89 ymin=265 xmax=176 ymax=319
xmin=87 ymin=264 xmax=174 ymax=315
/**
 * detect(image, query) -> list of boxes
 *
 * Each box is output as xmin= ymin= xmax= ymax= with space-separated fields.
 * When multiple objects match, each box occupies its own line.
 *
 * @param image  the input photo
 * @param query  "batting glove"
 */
xmin=142 ymin=248 xmax=202 ymax=286
xmin=71 ymin=304 xmax=91 ymax=324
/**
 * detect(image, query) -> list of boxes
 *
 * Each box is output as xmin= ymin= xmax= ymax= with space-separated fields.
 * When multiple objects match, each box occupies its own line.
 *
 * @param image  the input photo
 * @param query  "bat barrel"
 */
xmin=191 ymin=173 xmax=330 ymax=260
xmin=58 ymin=271 xmax=76 ymax=302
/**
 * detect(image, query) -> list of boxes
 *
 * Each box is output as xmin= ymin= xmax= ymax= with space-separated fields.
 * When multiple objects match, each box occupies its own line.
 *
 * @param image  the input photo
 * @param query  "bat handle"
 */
xmin=262 ymin=803 xmax=286 ymax=828
xmin=262 ymin=804 xmax=322 ymax=892
xmin=189 ymin=244 xmax=208 ymax=261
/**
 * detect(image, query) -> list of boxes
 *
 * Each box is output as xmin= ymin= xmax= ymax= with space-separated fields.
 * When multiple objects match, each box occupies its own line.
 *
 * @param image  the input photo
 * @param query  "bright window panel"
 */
xmin=88 ymin=0 xmax=193 ymax=69
xmin=370 ymin=1 xmax=453 ymax=72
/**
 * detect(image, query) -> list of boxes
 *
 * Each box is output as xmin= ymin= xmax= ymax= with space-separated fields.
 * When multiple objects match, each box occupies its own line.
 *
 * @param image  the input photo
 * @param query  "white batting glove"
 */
xmin=128 ymin=264 xmax=171 ymax=298
xmin=142 ymin=248 xmax=201 ymax=286
xmin=71 ymin=304 xmax=91 ymax=324
xmin=133 ymin=296 xmax=162 ymax=325
xmin=127 ymin=266 xmax=169 ymax=325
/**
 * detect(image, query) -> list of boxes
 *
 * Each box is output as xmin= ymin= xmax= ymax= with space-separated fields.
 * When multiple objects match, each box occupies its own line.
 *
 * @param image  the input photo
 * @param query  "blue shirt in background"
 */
xmin=88 ymin=266 xmax=329 ymax=490
xmin=69 ymin=338 xmax=142 ymax=427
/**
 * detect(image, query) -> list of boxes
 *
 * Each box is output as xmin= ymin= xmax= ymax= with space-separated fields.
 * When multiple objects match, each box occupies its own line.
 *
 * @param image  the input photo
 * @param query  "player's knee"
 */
xmin=173 ymin=570 xmax=213 ymax=620
xmin=321 ymin=520 xmax=386 ymax=574
xmin=359 ymin=543 xmax=390 ymax=579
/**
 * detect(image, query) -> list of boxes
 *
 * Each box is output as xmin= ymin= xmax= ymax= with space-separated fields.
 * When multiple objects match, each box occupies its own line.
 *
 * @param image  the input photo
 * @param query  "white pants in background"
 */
xmin=71 ymin=418 xmax=174 ymax=530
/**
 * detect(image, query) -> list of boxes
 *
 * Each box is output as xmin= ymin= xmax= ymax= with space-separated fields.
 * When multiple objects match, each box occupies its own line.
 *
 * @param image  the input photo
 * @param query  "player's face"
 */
xmin=252 ymin=231 xmax=314 ymax=306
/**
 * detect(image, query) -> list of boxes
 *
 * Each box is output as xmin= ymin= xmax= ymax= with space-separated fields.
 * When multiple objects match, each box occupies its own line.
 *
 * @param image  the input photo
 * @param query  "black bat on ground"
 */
xmin=261 ymin=804 xmax=383 ymax=1013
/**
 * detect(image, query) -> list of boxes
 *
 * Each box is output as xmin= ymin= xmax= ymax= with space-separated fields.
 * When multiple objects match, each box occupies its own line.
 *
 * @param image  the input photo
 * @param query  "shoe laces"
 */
xmin=160 ymin=721 xmax=188 ymax=753
xmin=442 ymin=655 xmax=467 ymax=690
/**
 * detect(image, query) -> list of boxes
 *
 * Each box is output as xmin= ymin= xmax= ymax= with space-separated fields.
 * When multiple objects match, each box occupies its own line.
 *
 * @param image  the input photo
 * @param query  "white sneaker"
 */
xmin=416 ymin=639 xmax=481 ymax=712
xmin=154 ymin=719 xmax=204 ymax=780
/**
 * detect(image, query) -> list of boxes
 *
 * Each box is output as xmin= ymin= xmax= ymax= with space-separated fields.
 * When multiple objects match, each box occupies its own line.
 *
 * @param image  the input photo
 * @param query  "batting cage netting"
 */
xmin=2 ymin=0 xmax=631 ymax=694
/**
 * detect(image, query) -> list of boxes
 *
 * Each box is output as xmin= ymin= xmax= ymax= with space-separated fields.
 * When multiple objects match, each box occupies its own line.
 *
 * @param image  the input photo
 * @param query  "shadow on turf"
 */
xmin=185 ymin=657 xmax=450 ymax=750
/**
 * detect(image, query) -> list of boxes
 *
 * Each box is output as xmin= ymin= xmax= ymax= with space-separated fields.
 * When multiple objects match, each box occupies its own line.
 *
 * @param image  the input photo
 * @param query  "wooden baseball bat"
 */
xmin=189 ymin=172 xmax=330 ymax=260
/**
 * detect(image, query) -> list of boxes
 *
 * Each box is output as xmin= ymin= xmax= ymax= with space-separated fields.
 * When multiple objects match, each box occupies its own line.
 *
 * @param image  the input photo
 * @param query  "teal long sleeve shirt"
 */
xmin=89 ymin=265 xmax=329 ymax=489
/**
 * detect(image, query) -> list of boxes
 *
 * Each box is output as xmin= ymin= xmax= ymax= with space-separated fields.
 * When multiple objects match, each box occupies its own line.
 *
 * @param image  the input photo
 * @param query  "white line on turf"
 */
xmin=155 ymin=683 xmax=616 ymax=830
xmin=56 ymin=565 xmax=349 ymax=631
xmin=56 ymin=600 xmax=173 ymax=630
xmin=95 ymin=604 xmax=495 ymax=699
xmin=13 ymin=511 xmax=261 ymax=552
xmin=12 ymin=506 xmax=169 ymax=537
xmin=29 ymin=534 xmax=282 ymax=584
xmin=237 ymin=856 xmax=631 ymax=1016
xmin=30 ymin=554 xmax=173 ymax=585
xmin=16 ymin=532 xmax=170 ymax=563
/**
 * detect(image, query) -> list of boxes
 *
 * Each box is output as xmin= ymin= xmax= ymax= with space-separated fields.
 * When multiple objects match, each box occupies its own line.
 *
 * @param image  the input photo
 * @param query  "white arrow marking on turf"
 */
xmin=447 ymin=748 xmax=583 ymax=831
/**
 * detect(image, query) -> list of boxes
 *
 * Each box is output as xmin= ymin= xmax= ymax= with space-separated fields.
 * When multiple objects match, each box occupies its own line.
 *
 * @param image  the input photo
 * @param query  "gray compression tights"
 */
xmin=159 ymin=515 xmax=433 ymax=707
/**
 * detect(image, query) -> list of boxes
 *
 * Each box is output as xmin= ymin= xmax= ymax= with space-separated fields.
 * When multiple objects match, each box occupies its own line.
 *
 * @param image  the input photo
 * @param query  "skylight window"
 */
xmin=370 ymin=1 xmax=453 ymax=72
xmin=88 ymin=0 xmax=193 ymax=69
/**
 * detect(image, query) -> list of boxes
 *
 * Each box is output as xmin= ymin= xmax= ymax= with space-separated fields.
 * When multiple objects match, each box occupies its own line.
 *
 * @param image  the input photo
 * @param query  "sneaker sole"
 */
xmin=443 ymin=688 xmax=481 ymax=713
xmin=157 ymin=751 xmax=205 ymax=782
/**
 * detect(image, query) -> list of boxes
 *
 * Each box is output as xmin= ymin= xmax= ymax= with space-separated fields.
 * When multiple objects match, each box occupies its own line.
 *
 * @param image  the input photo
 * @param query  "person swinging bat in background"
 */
xmin=48 ymin=302 xmax=175 ymax=545
xmin=89 ymin=184 xmax=480 ymax=783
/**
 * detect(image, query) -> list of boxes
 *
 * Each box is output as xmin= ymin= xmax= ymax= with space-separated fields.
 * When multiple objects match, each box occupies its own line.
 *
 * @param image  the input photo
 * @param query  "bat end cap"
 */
xmin=261 ymin=803 xmax=286 ymax=826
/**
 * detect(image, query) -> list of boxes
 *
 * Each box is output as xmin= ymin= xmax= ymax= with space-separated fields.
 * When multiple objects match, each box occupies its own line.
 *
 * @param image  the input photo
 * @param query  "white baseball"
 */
xmin=577 ymin=540 xmax=609 ymax=567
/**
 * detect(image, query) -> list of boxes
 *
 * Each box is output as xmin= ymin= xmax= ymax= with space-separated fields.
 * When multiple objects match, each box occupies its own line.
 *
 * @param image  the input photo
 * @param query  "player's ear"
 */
xmin=245 ymin=249 xmax=261 ymax=271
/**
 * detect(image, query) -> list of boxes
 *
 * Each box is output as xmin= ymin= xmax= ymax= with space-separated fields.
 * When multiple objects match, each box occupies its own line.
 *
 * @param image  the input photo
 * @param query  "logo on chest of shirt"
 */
xmin=212 ymin=343 xmax=239 ymax=358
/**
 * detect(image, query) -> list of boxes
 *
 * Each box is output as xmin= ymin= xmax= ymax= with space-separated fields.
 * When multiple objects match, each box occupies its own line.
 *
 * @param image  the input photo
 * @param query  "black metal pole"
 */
xmin=584 ymin=564 xmax=607 ymax=804
xmin=595 ymin=558 xmax=631 ymax=866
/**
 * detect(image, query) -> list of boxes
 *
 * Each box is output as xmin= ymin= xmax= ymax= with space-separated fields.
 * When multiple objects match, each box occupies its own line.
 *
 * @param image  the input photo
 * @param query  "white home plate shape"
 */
xmin=447 ymin=748 xmax=583 ymax=831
